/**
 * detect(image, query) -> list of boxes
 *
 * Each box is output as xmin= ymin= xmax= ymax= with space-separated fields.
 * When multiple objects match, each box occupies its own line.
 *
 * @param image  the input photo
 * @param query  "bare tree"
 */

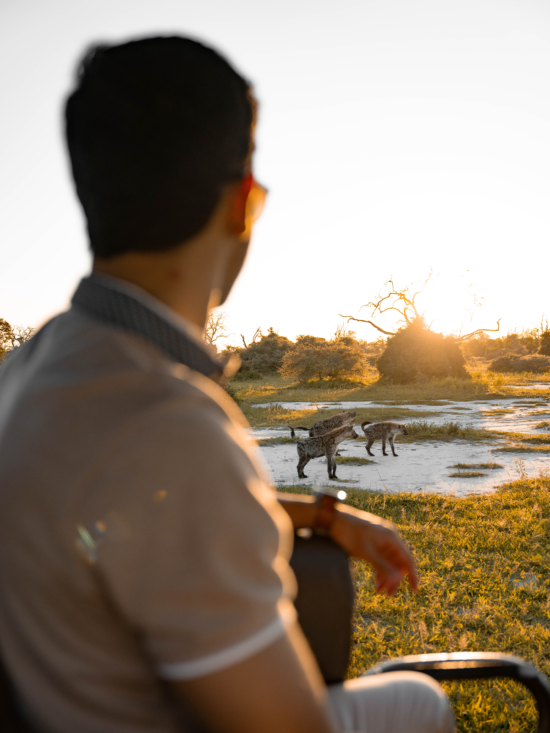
xmin=333 ymin=322 xmax=357 ymax=340
xmin=340 ymin=273 xmax=500 ymax=341
xmin=204 ymin=310 xmax=230 ymax=346
xmin=240 ymin=327 xmax=262 ymax=349
xmin=0 ymin=319 xmax=34 ymax=354
xmin=9 ymin=325 xmax=34 ymax=348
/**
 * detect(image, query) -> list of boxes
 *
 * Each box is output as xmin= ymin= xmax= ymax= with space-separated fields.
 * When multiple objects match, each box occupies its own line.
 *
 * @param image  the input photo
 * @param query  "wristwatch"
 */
xmin=312 ymin=486 xmax=347 ymax=532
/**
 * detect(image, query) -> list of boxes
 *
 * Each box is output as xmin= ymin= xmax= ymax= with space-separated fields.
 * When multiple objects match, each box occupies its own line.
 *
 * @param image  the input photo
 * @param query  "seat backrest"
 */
xmin=290 ymin=532 xmax=354 ymax=684
xmin=0 ymin=651 xmax=32 ymax=733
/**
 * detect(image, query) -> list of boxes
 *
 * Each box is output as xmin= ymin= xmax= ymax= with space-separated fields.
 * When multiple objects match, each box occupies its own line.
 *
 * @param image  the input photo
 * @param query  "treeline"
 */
xmin=461 ymin=327 xmax=550 ymax=360
xmin=222 ymin=327 xmax=383 ymax=383
xmin=223 ymin=321 xmax=550 ymax=384
xmin=462 ymin=327 xmax=550 ymax=375
xmin=0 ymin=319 xmax=33 ymax=361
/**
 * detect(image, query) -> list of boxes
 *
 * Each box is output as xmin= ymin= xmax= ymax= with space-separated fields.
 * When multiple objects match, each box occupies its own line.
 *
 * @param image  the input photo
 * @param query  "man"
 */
xmin=0 ymin=37 xmax=454 ymax=733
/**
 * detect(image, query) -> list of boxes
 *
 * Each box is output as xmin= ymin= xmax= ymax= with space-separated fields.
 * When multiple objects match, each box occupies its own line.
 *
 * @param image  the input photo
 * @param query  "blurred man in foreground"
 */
xmin=0 ymin=37 xmax=454 ymax=733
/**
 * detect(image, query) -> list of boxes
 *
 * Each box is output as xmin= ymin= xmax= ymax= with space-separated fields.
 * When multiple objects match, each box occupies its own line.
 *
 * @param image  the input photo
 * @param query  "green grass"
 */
xmin=335 ymin=456 xmax=375 ymax=465
xmin=494 ymin=445 xmax=550 ymax=454
xmin=535 ymin=422 xmax=550 ymax=430
xmin=232 ymin=375 xmax=509 ymax=406
xmin=256 ymin=436 xmax=295 ymax=446
xmin=494 ymin=432 xmax=550 ymax=445
xmin=279 ymin=476 xmax=550 ymax=732
xmin=243 ymin=404 xmax=440 ymax=429
xmin=396 ymin=421 xmax=498 ymax=443
xmin=449 ymin=463 xmax=504 ymax=470
xmin=448 ymin=471 xmax=487 ymax=477
xmin=231 ymin=372 xmax=550 ymax=412
xmin=480 ymin=408 xmax=514 ymax=415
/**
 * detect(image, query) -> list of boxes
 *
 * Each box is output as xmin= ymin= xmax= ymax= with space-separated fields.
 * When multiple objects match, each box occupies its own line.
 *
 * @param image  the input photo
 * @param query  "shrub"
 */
xmin=229 ymin=328 xmax=293 ymax=380
xmin=461 ymin=330 xmax=542 ymax=360
xmin=540 ymin=330 xmax=550 ymax=356
xmin=376 ymin=320 xmax=470 ymax=383
xmin=489 ymin=354 xmax=550 ymax=374
xmin=279 ymin=335 xmax=369 ymax=382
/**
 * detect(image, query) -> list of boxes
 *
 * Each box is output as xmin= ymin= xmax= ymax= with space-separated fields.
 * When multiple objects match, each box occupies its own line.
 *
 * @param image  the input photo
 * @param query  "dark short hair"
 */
xmin=65 ymin=36 xmax=255 ymax=257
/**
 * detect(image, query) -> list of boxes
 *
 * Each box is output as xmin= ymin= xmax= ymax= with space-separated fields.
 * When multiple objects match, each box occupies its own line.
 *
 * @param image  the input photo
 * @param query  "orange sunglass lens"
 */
xmin=246 ymin=183 xmax=267 ymax=223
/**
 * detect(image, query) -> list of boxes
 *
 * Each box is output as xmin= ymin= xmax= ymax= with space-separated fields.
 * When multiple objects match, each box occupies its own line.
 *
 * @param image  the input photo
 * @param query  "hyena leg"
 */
xmin=381 ymin=438 xmax=388 ymax=456
xmin=389 ymin=435 xmax=398 ymax=457
xmin=326 ymin=452 xmax=337 ymax=479
xmin=366 ymin=439 xmax=375 ymax=457
xmin=297 ymin=456 xmax=311 ymax=478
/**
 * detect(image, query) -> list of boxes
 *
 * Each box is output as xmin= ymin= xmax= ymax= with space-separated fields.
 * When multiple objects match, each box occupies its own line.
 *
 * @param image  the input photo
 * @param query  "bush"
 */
xmin=489 ymin=353 xmax=550 ymax=374
xmin=376 ymin=320 xmax=470 ymax=383
xmin=279 ymin=335 xmax=369 ymax=382
xmin=461 ymin=329 xmax=542 ymax=360
xmin=540 ymin=330 xmax=550 ymax=356
xmin=229 ymin=328 xmax=293 ymax=380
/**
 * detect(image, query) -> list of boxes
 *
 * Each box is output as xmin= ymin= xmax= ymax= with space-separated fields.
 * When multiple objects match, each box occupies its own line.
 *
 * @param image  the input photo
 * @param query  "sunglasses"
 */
xmin=245 ymin=178 xmax=268 ymax=227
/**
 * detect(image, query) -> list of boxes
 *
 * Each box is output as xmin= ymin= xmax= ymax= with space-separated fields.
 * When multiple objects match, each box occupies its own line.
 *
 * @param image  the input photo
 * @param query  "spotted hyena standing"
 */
xmin=293 ymin=410 xmax=356 ymax=437
xmin=361 ymin=420 xmax=408 ymax=457
xmin=289 ymin=424 xmax=359 ymax=479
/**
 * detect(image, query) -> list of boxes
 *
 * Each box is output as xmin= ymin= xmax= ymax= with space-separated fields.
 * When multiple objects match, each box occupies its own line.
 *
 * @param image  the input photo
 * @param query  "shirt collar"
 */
xmin=71 ymin=273 xmax=225 ymax=381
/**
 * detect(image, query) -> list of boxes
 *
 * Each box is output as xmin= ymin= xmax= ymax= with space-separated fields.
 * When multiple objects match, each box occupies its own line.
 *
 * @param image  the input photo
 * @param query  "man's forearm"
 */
xmin=277 ymin=492 xmax=418 ymax=594
xmin=277 ymin=493 xmax=319 ymax=529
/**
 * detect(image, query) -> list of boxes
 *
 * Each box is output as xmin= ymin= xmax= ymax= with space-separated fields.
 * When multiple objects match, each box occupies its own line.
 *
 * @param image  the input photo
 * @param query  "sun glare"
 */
xmin=416 ymin=275 xmax=485 ymax=338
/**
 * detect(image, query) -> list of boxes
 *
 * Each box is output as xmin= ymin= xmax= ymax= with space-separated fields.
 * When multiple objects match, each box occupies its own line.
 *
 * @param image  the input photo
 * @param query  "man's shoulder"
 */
xmin=0 ymin=306 xmax=246 ymax=434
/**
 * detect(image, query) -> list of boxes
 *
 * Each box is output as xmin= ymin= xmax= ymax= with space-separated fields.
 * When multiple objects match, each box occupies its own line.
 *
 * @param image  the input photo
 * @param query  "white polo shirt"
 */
xmin=0 ymin=285 xmax=295 ymax=733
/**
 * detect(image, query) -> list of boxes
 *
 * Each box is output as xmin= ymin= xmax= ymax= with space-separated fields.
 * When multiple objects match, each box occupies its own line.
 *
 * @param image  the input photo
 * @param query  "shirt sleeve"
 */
xmin=83 ymin=389 xmax=296 ymax=680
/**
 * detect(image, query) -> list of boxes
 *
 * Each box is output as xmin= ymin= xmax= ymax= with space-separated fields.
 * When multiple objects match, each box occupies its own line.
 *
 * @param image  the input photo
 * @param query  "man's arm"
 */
xmin=277 ymin=493 xmax=418 ymax=596
xmin=169 ymin=622 xmax=336 ymax=733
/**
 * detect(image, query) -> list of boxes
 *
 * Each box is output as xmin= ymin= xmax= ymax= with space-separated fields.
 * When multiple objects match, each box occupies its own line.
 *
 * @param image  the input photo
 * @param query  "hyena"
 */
xmin=289 ymin=424 xmax=359 ymax=480
xmin=293 ymin=410 xmax=356 ymax=438
xmin=361 ymin=420 xmax=409 ymax=457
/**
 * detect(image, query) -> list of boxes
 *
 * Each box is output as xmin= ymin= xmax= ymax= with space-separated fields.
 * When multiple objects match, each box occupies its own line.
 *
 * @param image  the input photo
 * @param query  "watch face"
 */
xmin=312 ymin=485 xmax=347 ymax=502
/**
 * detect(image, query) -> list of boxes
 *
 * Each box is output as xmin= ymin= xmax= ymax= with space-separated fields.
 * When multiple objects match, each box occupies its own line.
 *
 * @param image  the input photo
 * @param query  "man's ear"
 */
xmin=225 ymin=174 xmax=253 ymax=236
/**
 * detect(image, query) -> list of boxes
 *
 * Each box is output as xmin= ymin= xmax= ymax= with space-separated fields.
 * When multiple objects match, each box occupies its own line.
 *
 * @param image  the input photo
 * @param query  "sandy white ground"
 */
xmin=251 ymin=394 xmax=550 ymax=496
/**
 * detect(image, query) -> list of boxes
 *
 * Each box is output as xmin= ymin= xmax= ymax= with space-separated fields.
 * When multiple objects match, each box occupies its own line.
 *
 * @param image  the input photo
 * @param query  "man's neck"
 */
xmin=93 ymin=246 xmax=214 ymax=331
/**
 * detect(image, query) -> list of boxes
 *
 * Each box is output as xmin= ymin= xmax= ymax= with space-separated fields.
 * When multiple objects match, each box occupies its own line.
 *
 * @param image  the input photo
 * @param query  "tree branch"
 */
xmin=339 ymin=315 xmax=396 ymax=336
xmin=455 ymin=319 xmax=501 ymax=343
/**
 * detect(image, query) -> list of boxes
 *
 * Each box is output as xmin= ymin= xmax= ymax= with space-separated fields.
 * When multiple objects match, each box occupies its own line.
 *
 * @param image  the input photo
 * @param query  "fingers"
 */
xmin=331 ymin=505 xmax=419 ymax=594
xmin=367 ymin=526 xmax=418 ymax=595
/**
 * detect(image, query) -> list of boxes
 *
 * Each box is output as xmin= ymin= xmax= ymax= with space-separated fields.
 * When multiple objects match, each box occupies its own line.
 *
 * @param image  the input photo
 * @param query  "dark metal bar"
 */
xmin=367 ymin=652 xmax=550 ymax=733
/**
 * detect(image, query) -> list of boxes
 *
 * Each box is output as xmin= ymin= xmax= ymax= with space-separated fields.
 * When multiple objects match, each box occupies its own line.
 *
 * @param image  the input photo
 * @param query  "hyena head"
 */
xmin=399 ymin=423 xmax=409 ymax=436
xmin=343 ymin=425 xmax=359 ymax=440
xmin=341 ymin=411 xmax=356 ymax=425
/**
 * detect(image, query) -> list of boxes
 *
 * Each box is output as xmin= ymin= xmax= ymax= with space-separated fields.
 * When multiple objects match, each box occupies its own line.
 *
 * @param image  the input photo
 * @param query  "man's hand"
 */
xmin=331 ymin=504 xmax=418 ymax=595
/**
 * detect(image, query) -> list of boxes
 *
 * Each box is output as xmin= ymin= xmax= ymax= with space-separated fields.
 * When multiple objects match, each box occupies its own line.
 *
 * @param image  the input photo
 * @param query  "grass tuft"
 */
xmin=256 ymin=436 xmax=295 ymax=447
xmin=494 ymin=432 xmax=550 ymax=445
xmin=448 ymin=471 xmax=487 ymax=478
xmin=480 ymin=408 xmax=514 ymax=415
xmin=335 ymin=456 xmax=376 ymax=465
xmin=398 ymin=421 xmax=497 ymax=442
xmin=448 ymin=463 xmax=504 ymax=470
xmin=494 ymin=444 xmax=550 ymax=454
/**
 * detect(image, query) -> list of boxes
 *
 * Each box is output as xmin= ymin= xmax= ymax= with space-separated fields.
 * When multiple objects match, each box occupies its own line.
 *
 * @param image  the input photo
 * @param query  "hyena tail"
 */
xmin=288 ymin=427 xmax=302 ymax=442
xmin=361 ymin=420 xmax=372 ymax=432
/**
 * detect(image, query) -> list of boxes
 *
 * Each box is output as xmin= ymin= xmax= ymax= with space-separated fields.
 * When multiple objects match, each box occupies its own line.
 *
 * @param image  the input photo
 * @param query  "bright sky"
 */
xmin=1 ymin=0 xmax=549 ymax=347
